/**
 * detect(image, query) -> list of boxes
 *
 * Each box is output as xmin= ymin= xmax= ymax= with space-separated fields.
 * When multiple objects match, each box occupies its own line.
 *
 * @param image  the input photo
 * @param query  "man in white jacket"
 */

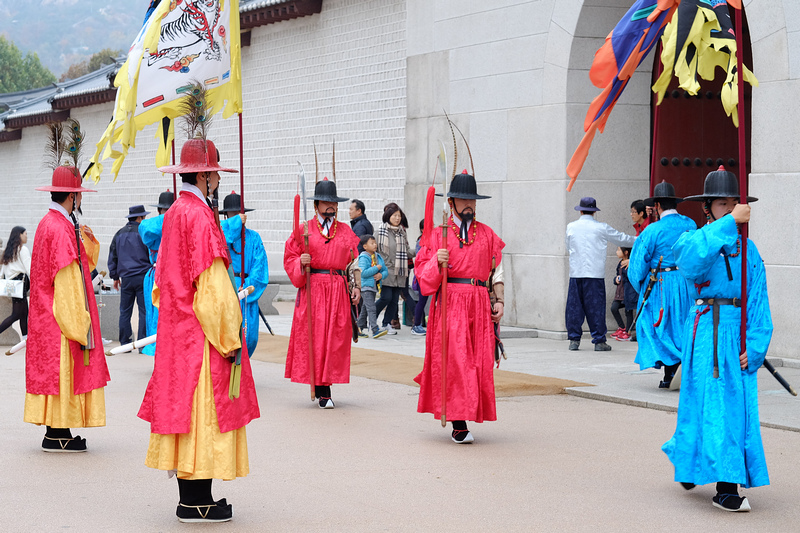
xmin=565 ymin=197 xmax=636 ymax=351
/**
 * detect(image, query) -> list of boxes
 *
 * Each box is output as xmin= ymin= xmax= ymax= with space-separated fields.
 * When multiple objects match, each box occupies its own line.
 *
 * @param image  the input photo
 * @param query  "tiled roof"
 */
xmin=0 ymin=0 xmax=323 ymax=135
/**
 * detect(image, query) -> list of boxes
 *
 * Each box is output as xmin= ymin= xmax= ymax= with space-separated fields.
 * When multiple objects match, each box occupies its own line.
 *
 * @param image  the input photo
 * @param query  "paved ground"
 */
xmin=1 ymin=307 xmax=798 ymax=532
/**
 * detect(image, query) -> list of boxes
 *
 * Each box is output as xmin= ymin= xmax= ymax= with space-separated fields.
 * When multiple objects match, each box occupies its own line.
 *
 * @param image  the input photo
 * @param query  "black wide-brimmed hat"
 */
xmin=309 ymin=178 xmax=349 ymax=203
xmin=574 ymin=197 xmax=600 ymax=212
xmin=126 ymin=205 xmax=150 ymax=218
xmin=435 ymin=170 xmax=491 ymax=200
xmin=219 ymin=191 xmax=255 ymax=213
xmin=150 ymin=190 xmax=175 ymax=210
xmin=644 ymin=180 xmax=684 ymax=207
xmin=684 ymin=166 xmax=758 ymax=203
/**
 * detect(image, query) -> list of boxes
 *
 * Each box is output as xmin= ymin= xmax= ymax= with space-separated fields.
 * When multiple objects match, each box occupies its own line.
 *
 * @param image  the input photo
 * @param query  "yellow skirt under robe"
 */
xmin=145 ymin=341 xmax=249 ymax=480
xmin=24 ymin=336 xmax=106 ymax=428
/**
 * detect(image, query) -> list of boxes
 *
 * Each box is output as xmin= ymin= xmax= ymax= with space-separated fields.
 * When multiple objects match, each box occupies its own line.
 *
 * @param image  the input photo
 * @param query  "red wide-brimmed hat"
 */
xmin=36 ymin=165 xmax=97 ymax=193
xmin=158 ymin=139 xmax=238 ymax=174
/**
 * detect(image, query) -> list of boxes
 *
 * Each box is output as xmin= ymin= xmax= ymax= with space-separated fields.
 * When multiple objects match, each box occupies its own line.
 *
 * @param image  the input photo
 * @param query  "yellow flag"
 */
xmin=88 ymin=0 xmax=243 ymax=182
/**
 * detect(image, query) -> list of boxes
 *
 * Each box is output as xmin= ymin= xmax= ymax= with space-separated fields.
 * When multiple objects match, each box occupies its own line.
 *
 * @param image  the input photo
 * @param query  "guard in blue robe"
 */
xmin=137 ymin=191 xmax=174 ymax=356
xmin=662 ymin=168 xmax=771 ymax=512
xmin=628 ymin=182 xmax=696 ymax=386
xmin=220 ymin=192 xmax=269 ymax=357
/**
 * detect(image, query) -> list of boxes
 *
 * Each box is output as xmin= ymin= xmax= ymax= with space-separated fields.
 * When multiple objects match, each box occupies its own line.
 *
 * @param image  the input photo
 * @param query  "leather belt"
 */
xmin=695 ymin=297 xmax=740 ymax=307
xmin=448 ymin=277 xmax=489 ymax=288
xmin=695 ymin=297 xmax=740 ymax=378
xmin=651 ymin=266 xmax=679 ymax=273
xmin=310 ymin=268 xmax=346 ymax=276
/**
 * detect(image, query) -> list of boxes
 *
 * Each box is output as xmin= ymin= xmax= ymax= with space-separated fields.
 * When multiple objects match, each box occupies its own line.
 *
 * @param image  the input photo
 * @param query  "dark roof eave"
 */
xmin=52 ymin=87 xmax=118 ymax=110
xmin=0 ymin=129 xmax=22 ymax=143
xmin=4 ymin=109 xmax=70 ymax=130
xmin=240 ymin=0 xmax=323 ymax=30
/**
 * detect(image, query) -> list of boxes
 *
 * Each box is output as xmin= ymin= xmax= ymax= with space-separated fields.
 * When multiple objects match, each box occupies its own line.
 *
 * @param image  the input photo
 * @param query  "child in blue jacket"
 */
xmin=358 ymin=235 xmax=389 ymax=338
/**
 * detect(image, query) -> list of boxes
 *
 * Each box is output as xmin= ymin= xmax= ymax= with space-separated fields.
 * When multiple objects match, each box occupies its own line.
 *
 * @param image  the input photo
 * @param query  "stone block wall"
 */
xmin=0 ymin=0 xmax=407 ymax=279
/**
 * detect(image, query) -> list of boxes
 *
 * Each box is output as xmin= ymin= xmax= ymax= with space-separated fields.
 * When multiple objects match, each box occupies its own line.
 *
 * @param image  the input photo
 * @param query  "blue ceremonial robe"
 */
xmin=138 ymin=214 xmax=165 ymax=356
xmin=221 ymin=216 xmax=269 ymax=357
xmin=628 ymin=213 xmax=696 ymax=370
xmin=662 ymin=215 xmax=772 ymax=488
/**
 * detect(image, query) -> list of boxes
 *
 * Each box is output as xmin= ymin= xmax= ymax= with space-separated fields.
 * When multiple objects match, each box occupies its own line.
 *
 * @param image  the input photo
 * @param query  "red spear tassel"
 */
xmin=293 ymin=193 xmax=301 ymax=236
xmin=653 ymin=308 xmax=664 ymax=327
xmin=421 ymin=185 xmax=435 ymax=247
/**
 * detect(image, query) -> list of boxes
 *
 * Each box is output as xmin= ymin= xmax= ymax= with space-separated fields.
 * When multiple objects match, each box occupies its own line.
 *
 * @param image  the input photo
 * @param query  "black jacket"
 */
xmin=108 ymin=221 xmax=151 ymax=280
xmin=350 ymin=214 xmax=374 ymax=252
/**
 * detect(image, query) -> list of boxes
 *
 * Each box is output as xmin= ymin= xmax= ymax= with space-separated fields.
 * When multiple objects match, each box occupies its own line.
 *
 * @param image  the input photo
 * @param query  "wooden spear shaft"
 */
xmin=440 ymin=201 xmax=449 ymax=428
xmin=734 ymin=6 xmax=748 ymax=355
xmin=305 ymin=229 xmax=316 ymax=401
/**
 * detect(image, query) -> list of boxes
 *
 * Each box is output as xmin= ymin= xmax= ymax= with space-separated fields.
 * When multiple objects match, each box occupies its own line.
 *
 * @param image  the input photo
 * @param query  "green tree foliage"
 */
xmin=87 ymin=48 xmax=121 ymax=72
xmin=60 ymin=48 xmax=121 ymax=82
xmin=0 ymin=36 xmax=56 ymax=93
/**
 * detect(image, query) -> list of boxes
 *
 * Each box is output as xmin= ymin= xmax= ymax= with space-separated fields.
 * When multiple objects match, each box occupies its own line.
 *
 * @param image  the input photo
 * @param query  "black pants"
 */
xmin=375 ymin=286 xmax=402 ymax=328
xmin=610 ymin=300 xmax=634 ymax=330
xmin=0 ymin=297 xmax=28 ymax=336
xmin=610 ymin=300 xmax=625 ymax=329
xmin=566 ymin=278 xmax=607 ymax=343
xmin=119 ymin=274 xmax=147 ymax=344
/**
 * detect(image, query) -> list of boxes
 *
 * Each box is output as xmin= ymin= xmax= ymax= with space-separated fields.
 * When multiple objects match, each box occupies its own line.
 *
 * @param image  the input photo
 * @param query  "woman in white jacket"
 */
xmin=0 ymin=226 xmax=30 ymax=341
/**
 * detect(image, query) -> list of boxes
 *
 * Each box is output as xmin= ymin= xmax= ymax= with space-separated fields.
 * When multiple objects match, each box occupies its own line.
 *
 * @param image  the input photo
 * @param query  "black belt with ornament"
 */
xmin=310 ymin=268 xmax=346 ymax=276
xmin=693 ymin=297 xmax=741 ymax=379
xmin=448 ymin=277 xmax=489 ymax=288
xmin=651 ymin=266 xmax=679 ymax=273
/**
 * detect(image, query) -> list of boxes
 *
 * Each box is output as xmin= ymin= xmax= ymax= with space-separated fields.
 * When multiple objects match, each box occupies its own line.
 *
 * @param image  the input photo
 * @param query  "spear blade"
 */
xmin=297 ymin=161 xmax=308 ymax=222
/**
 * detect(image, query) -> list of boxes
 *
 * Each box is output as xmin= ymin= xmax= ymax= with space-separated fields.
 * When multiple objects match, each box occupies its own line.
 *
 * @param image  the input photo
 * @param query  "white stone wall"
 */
xmin=405 ymin=0 xmax=650 ymax=334
xmin=3 ymin=0 xmax=799 ymax=358
xmin=747 ymin=0 xmax=800 ymax=358
xmin=0 ymin=0 xmax=407 ymax=279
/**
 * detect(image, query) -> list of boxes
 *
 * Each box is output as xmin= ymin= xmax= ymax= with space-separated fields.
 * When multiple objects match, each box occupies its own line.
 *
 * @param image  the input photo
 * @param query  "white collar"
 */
xmin=182 ymin=183 xmax=210 ymax=208
xmin=660 ymin=209 xmax=678 ymax=218
xmin=451 ymin=214 xmax=472 ymax=230
xmin=317 ymin=213 xmax=335 ymax=235
xmin=49 ymin=201 xmax=73 ymax=222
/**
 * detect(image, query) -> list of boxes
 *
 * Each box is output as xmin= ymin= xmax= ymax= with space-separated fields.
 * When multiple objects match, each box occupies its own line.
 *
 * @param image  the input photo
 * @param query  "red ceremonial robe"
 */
xmin=414 ymin=220 xmax=505 ymax=422
xmin=27 ymin=209 xmax=109 ymax=395
xmin=138 ymin=192 xmax=259 ymax=434
xmin=284 ymin=218 xmax=359 ymax=385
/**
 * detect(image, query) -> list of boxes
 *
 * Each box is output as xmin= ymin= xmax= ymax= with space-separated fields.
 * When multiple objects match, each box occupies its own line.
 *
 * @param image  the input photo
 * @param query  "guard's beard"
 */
xmin=321 ymin=208 xmax=336 ymax=219
xmin=458 ymin=210 xmax=474 ymax=222
xmin=456 ymin=209 xmax=474 ymax=243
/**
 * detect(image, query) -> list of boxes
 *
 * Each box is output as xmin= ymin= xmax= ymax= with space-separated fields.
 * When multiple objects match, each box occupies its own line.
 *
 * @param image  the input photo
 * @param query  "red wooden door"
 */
xmin=649 ymin=8 xmax=752 ymax=228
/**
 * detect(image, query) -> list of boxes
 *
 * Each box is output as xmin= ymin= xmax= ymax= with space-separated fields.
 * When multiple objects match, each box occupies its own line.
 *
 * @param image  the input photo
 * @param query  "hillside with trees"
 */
xmin=0 ymin=0 xmax=143 ymax=82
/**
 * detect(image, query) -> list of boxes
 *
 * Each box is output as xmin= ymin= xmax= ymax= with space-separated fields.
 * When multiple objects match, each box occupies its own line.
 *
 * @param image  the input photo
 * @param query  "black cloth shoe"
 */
xmin=451 ymin=429 xmax=474 ymax=444
xmin=680 ymin=482 xmax=696 ymax=491
xmin=176 ymin=502 xmax=233 ymax=523
xmin=318 ymin=397 xmax=335 ymax=409
xmin=712 ymin=493 xmax=750 ymax=512
xmin=594 ymin=342 xmax=612 ymax=351
xmin=42 ymin=435 xmax=87 ymax=453
xmin=568 ymin=340 xmax=580 ymax=351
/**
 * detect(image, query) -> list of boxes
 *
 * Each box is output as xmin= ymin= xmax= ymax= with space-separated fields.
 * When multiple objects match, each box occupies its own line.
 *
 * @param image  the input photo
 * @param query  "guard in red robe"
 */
xmin=138 ymin=137 xmax=259 ymax=523
xmin=414 ymin=171 xmax=505 ymax=443
xmin=25 ymin=164 xmax=110 ymax=452
xmin=284 ymin=178 xmax=360 ymax=408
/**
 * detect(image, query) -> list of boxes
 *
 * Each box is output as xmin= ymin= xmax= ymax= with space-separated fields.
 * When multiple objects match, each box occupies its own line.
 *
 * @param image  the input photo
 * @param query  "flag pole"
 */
xmin=171 ymin=139 xmax=177 ymax=195
xmin=734 ymin=5 xmax=748 ymax=355
xmin=238 ymin=113 xmax=246 ymax=289
xmin=650 ymin=44 xmax=664 ymax=198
